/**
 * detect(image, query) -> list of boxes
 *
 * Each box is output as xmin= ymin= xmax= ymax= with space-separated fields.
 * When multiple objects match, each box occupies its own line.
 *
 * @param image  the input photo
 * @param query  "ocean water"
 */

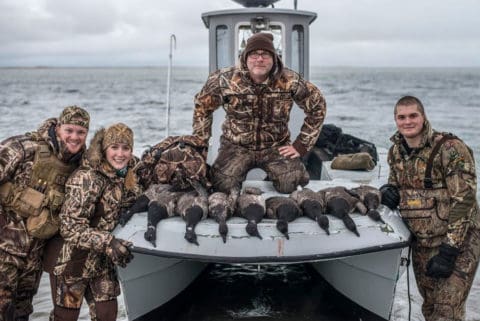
xmin=1 ymin=67 xmax=479 ymax=320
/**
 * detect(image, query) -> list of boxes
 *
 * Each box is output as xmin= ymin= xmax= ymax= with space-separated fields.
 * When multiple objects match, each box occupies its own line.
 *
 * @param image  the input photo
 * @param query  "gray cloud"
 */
xmin=1 ymin=0 xmax=479 ymax=67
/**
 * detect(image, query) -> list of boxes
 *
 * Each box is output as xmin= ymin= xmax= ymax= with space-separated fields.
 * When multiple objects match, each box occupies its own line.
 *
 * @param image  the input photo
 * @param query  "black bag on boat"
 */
xmin=314 ymin=124 xmax=378 ymax=164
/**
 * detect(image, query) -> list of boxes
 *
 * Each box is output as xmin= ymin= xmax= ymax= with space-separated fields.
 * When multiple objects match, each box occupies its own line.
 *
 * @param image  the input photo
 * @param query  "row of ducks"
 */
xmin=121 ymin=184 xmax=385 ymax=246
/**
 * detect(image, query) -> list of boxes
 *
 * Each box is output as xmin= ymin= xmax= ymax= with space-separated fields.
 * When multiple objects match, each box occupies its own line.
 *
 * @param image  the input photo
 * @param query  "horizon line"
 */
xmin=1 ymin=65 xmax=480 ymax=69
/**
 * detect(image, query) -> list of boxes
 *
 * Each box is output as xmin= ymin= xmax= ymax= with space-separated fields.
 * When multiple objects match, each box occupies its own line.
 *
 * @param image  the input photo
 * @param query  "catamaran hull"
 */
xmin=117 ymin=246 xmax=406 ymax=321
xmin=312 ymin=248 xmax=407 ymax=320
xmin=117 ymin=254 xmax=207 ymax=321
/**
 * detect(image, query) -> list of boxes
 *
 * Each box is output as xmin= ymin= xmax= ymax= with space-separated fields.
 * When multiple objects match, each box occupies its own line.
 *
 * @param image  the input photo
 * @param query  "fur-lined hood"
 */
xmin=83 ymin=127 xmax=107 ymax=171
xmin=83 ymin=127 xmax=139 ymax=185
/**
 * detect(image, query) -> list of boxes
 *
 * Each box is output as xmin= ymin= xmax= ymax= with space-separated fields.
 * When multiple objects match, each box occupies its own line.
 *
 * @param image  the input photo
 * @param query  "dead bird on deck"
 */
xmin=320 ymin=186 xmax=367 ymax=237
xmin=126 ymin=135 xmax=211 ymax=246
xmin=236 ymin=186 xmax=265 ymax=240
xmin=265 ymin=196 xmax=302 ymax=239
xmin=349 ymin=185 xmax=385 ymax=224
xmin=290 ymin=188 xmax=330 ymax=235
xmin=176 ymin=181 xmax=209 ymax=246
xmin=208 ymin=188 xmax=239 ymax=243
xmin=119 ymin=183 xmax=182 ymax=247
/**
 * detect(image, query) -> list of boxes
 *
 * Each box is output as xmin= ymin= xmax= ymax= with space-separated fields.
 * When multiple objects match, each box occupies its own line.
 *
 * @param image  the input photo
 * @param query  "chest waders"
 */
xmin=397 ymin=134 xmax=456 ymax=248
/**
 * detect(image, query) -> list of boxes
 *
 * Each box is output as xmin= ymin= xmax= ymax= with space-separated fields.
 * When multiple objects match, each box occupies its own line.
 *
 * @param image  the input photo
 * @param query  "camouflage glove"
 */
xmin=106 ymin=238 xmax=134 ymax=268
xmin=425 ymin=243 xmax=460 ymax=278
xmin=379 ymin=184 xmax=400 ymax=210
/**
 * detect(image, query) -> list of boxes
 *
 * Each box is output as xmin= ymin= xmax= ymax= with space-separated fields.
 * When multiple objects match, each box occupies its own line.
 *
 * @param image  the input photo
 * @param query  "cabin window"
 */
xmin=291 ymin=25 xmax=304 ymax=76
xmin=237 ymin=24 xmax=283 ymax=59
xmin=216 ymin=25 xmax=230 ymax=69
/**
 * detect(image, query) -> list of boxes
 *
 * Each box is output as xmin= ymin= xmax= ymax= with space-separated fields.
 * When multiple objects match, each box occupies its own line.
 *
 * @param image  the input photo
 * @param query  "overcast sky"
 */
xmin=1 ymin=0 xmax=479 ymax=67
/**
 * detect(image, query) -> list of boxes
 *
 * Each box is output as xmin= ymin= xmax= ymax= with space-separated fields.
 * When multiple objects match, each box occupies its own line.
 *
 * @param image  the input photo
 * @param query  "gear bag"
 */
xmin=140 ymin=135 xmax=210 ymax=189
xmin=315 ymin=124 xmax=378 ymax=164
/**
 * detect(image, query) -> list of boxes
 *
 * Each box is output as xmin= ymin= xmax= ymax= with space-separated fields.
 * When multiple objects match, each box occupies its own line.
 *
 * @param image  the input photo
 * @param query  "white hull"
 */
xmin=116 ymin=254 xmax=206 ymax=320
xmin=312 ymin=248 xmax=408 ymax=320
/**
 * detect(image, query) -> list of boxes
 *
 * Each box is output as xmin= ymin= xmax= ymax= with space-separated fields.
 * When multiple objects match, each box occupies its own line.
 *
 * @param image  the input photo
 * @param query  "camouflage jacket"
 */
xmin=387 ymin=120 xmax=479 ymax=248
xmin=0 ymin=118 xmax=82 ymax=257
xmin=54 ymin=129 xmax=142 ymax=279
xmin=193 ymin=66 xmax=326 ymax=157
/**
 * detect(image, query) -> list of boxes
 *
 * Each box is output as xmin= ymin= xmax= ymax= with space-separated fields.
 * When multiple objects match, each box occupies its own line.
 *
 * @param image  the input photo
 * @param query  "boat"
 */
xmin=113 ymin=1 xmax=412 ymax=320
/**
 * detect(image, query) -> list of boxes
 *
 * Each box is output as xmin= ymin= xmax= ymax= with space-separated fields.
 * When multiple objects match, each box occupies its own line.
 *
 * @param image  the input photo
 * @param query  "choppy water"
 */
xmin=1 ymin=67 xmax=479 ymax=320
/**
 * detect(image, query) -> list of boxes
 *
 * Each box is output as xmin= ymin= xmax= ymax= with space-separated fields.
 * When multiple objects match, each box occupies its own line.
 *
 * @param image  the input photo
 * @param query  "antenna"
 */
xmin=165 ymin=34 xmax=176 ymax=137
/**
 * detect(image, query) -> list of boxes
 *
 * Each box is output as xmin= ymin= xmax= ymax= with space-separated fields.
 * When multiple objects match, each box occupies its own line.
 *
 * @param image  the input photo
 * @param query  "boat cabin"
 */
xmin=202 ymin=0 xmax=317 ymax=79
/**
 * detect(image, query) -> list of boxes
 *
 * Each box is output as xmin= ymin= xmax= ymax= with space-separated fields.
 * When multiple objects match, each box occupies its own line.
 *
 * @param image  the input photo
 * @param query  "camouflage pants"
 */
xmin=50 ymin=269 xmax=120 ymax=321
xmin=0 ymin=246 xmax=43 ymax=321
xmin=412 ymin=228 xmax=480 ymax=321
xmin=211 ymin=138 xmax=309 ymax=194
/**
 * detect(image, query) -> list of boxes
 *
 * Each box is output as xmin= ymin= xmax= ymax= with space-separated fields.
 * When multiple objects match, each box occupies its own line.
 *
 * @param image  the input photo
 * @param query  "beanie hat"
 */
xmin=58 ymin=106 xmax=90 ymax=129
xmin=102 ymin=123 xmax=134 ymax=150
xmin=244 ymin=32 xmax=276 ymax=57
xmin=240 ymin=32 xmax=284 ymax=81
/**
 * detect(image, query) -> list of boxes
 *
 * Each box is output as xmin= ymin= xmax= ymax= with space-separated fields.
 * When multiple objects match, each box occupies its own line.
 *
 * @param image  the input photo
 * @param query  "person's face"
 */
xmin=395 ymin=104 xmax=425 ymax=140
xmin=246 ymin=50 xmax=274 ymax=82
xmin=105 ymin=143 xmax=132 ymax=170
xmin=56 ymin=124 xmax=88 ymax=154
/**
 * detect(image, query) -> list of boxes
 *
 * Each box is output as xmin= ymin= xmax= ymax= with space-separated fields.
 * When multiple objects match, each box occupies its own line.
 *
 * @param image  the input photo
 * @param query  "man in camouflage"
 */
xmin=193 ymin=32 xmax=326 ymax=194
xmin=381 ymin=96 xmax=480 ymax=321
xmin=0 ymin=106 xmax=90 ymax=321
xmin=48 ymin=123 xmax=142 ymax=321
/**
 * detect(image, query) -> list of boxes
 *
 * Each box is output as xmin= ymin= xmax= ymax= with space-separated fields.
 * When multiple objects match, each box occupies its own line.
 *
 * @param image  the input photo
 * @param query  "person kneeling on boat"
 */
xmin=381 ymin=96 xmax=480 ymax=321
xmin=119 ymin=135 xmax=210 ymax=246
xmin=47 ymin=123 xmax=143 ymax=321
xmin=193 ymin=32 xmax=326 ymax=194
xmin=0 ymin=106 xmax=90 ymax=321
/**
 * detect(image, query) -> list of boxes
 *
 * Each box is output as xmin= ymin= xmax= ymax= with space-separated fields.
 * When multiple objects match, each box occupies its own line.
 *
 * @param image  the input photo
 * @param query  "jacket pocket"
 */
xmin=399 ymin=188 xmax=449 ymax=240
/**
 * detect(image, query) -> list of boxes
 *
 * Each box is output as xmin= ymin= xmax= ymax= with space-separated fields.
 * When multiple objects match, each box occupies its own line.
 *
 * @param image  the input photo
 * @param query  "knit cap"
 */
xmin=58 ymin=106 xmax=90 ymax=129
xmin=102 ymin=123 xmax=134 ymax=150
xmin=244 ymin=32 xmax=275 ymax=56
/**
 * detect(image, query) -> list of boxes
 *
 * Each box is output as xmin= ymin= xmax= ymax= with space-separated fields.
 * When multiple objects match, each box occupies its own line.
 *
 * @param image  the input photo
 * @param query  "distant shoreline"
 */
xmin=1 ymin=66 xmax=480 ymax=69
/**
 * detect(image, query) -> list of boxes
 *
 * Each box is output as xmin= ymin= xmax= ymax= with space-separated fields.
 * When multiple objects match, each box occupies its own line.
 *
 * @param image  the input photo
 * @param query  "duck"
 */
xmin=320 ymin=186 xmax=367 ymax=237
xmin=290 ymin=187 xmax=330 ymax=235
xmin=208 ymin=187 xmax=239 ymax=243
xmin=349 ymin=185 xmax=385 ymax=224
xmin=265 ymin=196 xmax=302 ymax=239
xmin=137 ymin=184 xmax=182 ymax=247
xmin=236 ymin=186 xmax=265 ymax=240
xmin=176 ymin=182 xmax=209 ymax=246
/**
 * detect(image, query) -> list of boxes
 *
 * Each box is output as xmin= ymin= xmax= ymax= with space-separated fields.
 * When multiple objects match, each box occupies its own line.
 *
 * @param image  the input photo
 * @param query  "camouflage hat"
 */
xmin=58 ymin=106 xmax=90 ymax=129
xmin=102 ymin=123 xmax=134 ymax=150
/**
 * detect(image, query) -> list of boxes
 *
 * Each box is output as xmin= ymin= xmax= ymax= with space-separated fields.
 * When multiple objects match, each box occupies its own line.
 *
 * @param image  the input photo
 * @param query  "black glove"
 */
xmin=425 ymin=243 xmax=460 ymax=278
xmin=118 ymin=208 xmax=134 ymax=227
xmin=379 ymin=184 xmax=400 ymax=210
xmin=106 ymin=238 xmax=134 ymax=268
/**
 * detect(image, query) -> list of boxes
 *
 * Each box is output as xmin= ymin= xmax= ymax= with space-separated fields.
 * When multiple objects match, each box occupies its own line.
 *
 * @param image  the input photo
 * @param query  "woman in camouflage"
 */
xmin=0 ymin=106 xmax=90 ymax=321
xmin=381 ymin=96 xmax=480 ymax=321
xmin=47 ymin=123 xmax=142 ymax=321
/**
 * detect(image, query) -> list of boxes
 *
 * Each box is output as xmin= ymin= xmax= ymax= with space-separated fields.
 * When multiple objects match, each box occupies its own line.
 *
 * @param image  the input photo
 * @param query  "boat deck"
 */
xmin=114 ymin=179 xmax=410 ymax=264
